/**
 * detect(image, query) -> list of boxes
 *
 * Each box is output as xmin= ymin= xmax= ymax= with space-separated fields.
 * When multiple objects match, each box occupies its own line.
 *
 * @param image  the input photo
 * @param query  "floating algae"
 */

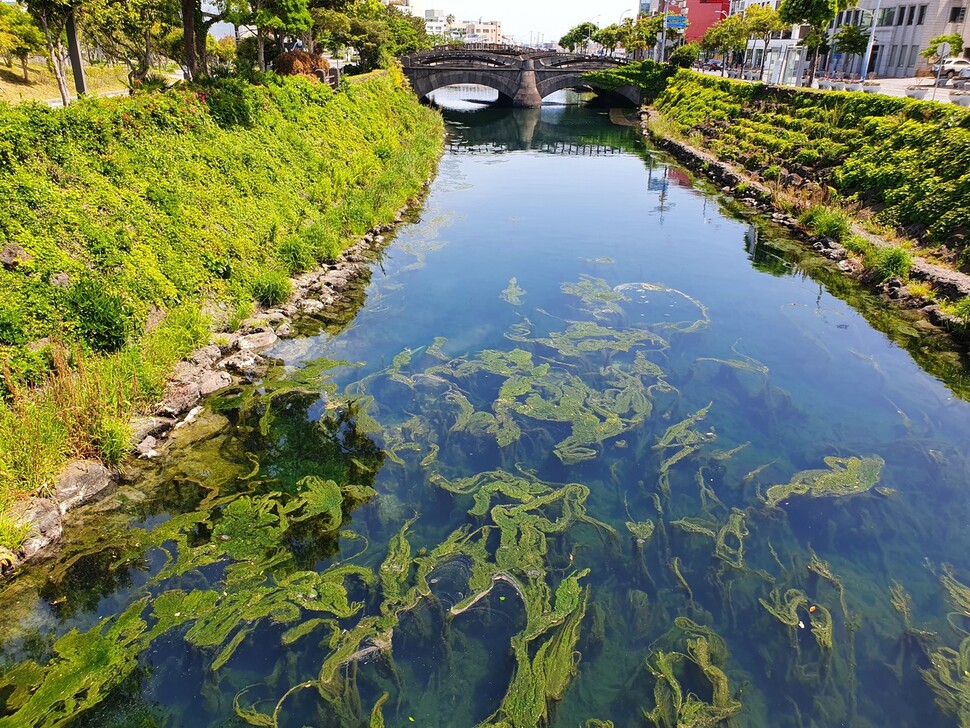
xmin=561 ymin=275 xmax=629 ymax=318
xmin=763 ymin=456 xmax=885 ymax=508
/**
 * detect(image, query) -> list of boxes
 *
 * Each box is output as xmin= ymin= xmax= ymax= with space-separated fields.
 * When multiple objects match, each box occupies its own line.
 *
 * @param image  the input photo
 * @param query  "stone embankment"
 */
xmin=640 ymin=109 xmax=970 ymax=332
xmin=5 ymin=193 xmax=427 ymax=573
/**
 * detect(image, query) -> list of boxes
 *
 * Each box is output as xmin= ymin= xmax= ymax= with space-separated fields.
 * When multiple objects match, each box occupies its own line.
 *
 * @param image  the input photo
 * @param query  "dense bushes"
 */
xmin=0 ymin=71 xmax=443 ymax=548
xmin=583 ymin=60 xmax=677 ymax=102
xmin=654 ymin=71 xmax=970 ymax=255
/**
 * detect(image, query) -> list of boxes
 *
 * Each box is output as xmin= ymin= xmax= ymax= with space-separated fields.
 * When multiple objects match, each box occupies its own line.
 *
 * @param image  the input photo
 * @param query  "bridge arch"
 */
xmin=408 ymin=69 xmax=520 ymax=105
xmin=535 ymin=73 xmax=641 ymax=107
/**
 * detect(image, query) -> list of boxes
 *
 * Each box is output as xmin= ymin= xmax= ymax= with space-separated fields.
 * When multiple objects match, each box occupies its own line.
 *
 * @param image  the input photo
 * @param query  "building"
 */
xmin=383 ymin=0 xmax=412 ymax=13
xmin=827 ymin=0 xmax=970 ymax=77
xmin=464 ymin=20 xmax=503 ymax=44
xmin=684 ymin=0 xmax=731 ymax=43
xmin=425 ymin=9 xmax=449 ymax=37
xmin=640 ymin=0 xmax=662 ymax=14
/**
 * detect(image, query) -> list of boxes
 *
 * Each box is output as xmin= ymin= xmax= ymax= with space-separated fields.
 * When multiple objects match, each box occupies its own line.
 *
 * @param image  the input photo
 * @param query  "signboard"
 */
xmin=666 ymin=15 xmax=687 ymax=28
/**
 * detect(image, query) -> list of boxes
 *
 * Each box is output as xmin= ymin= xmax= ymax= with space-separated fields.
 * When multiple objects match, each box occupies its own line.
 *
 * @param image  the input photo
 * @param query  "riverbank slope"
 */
xmin=0 ymin=69 xmax=444 ymax=553
xmin=643 ymin=70 xmax=970 ymax=332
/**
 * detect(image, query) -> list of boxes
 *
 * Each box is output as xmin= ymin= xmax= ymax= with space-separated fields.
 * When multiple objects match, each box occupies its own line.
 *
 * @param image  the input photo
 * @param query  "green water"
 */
xmin=3 ymin=88 xmax=970 ymax=728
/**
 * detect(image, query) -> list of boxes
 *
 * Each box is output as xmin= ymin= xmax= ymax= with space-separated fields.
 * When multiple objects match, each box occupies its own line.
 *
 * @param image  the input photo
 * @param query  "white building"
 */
xmin=464 ymin=20 xmax=503 ymax=44
xmin=828 ymin=0 xmax=969 ymax=77
xmin=425 ymin=9 xmax=449 ymax=37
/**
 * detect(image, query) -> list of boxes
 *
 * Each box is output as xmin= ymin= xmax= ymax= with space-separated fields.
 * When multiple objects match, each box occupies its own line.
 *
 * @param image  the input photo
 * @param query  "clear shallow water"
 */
xmin=4 ymin=87 xmax=970 ymax=728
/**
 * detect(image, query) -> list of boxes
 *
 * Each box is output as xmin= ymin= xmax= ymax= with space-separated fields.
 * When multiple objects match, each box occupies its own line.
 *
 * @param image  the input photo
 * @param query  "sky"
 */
xmin=411 ymin=1 xmax=642 ymax=45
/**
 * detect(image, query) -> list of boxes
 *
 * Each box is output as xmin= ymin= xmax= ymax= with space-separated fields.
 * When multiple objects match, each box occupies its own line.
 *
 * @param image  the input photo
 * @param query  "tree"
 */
xmin=700 ymin=14 xmax=748 ymax=75
xmin=593 ymin=24 xmax=621 ymax=56
xmin=744 ymin=4 xmax=784 ymax=80
xmin=23 ymin=0 xmax=82 ymax=105
xmin=779 ymin=0 xmax=846 ymax=83
xmin=0 ymin=5 xmax=46 ymax=81
xmin=831 ymin=22 xmax=868 ymax=74
xmin=310 ymin=0 xmax=431 ymax=72
xmin=79 ymin=0 xmax=180 ymax=82
xmin=617 ymin=15 xmax=662 ymax=60
xmin=669 ymin=40 xmax=700 ymax=68
xmin=921 ymin=33 xmax=964 ymax=61
xmin=559 ymin=21 xmax=597 ymax=53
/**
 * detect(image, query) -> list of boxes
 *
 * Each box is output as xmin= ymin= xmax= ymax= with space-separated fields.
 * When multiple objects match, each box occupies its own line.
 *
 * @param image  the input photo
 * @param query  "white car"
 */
xmin=932 ymin=57 xmax=970 ymax=77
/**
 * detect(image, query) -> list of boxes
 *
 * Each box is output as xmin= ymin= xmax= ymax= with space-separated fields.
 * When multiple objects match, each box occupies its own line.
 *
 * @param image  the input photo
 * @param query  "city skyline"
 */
xmin=413 ymin=1 xmax=641 ymax=43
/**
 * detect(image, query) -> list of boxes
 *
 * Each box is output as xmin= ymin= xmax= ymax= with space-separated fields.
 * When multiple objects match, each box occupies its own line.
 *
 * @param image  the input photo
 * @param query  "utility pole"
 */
xmin=658 ymin=0 xmax=669 ymax=61
xmin=860 ymin=0 xmax=882 ymax=79
xmin=65 ymin=11 xmax=87 ymax=96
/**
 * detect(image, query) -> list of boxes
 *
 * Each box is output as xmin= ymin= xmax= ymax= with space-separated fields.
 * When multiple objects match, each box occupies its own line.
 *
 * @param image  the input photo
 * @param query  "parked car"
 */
xmin=703 ymin=60 xmax=723 ymax=71
xmin=932 ymin=57 xmax=970 ymax=77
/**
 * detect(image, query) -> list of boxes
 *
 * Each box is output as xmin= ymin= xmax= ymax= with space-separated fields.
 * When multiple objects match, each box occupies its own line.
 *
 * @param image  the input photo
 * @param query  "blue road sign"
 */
xmin=666 ymin=15 xmax=687 ymax=28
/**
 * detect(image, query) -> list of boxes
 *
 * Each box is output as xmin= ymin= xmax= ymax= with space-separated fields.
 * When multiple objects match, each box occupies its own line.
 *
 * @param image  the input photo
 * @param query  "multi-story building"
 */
xmin=464 ymin=20 xmax=503 ymax=44
xmin=425 ymin=9 xmax=448 ymax=37
xmin=828 ymin=0 xmax=969 ymax=77
xmin=383 ymin=0 xmax=412 ymax=13
xmin=684 ymin=0 xmax=732 ymax=43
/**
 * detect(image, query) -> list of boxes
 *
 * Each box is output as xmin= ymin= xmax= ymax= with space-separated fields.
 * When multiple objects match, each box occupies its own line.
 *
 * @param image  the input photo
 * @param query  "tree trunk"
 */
xmin=257 ymin=30 xmax=265 ymax=71
xmin=809 ymin=43 xmax=821 ymax=85
xmin=182 ymin=0 xmax=197 ymax=80
xmin=39 ymin=15 xmax=71 ymax=106
xmin=21 ymin=56 xmax=28 ymax=82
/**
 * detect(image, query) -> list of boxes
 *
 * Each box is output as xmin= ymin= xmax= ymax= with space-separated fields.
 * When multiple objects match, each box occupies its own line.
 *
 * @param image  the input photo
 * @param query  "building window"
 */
xmin=951 ymin=6 xmax=967 ymax=22
xmin=878 ymin=8 xmax=895 ymax=24
xmin=898 ymin=45 xmax=908 ymax=64
xmin=908 ymin=45 xmax=920 ymax=65
xmin=896 ymin=6 xmax=906 ymax=24
xmin=906 ymin=5 xmax=916 ymax=23
xmin=888 ymin=45 xmax=899 ymax=65
xmin=917 ymin=4 xmax=927 ymax=22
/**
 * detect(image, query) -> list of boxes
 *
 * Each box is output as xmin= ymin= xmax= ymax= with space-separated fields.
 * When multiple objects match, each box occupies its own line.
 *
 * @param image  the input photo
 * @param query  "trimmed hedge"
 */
xmin=654 ymin=70 xmax=970 ymax=254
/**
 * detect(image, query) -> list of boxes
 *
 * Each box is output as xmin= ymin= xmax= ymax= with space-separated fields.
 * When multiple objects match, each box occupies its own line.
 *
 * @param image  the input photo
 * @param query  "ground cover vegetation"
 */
xmin=0 ymin=68 xmax=443 ymax=551
xmin=649 ymin=71 xmax=970 ymax=296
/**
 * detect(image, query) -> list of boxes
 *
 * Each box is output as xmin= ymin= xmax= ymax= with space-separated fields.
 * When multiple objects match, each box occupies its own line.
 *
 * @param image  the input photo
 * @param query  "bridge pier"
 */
xmin=511 ymin=59 xmax=543 ymax=108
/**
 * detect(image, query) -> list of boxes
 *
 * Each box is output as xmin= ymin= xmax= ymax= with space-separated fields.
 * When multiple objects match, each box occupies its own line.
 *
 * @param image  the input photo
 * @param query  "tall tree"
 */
xmin=23 ymin=0 xmax=81 ymax=104
xmin=700 ymin=14 xmax=748 ymax=75
xmin=617 ymin=15 xmax=662 ymax=60
xmin=0 ymin=5 xmax=46 ymax=81
xmin=831 ymin=22 xmax=868 ymax=74
xmin=779 ymin=0 xmax=843 ymax=83
xmin=559 ymin=21 xmax=598 ymax=53
xmin=744 ymin=4 xmax=785 ymax=80
xmin=592 ymin=24 xmax=621 ymax=56
xmin=79 ymin=0 xmax=179 ymax=82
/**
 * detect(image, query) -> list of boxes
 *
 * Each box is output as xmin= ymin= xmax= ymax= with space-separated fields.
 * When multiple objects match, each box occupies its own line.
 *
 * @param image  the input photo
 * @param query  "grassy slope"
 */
xmin=0 ymin=69 xmax=443 ymax=549
xmin=653 ymin=70 xmax=970 ymax=259
xmin=0 ymin=62 xmax=129 ymax=105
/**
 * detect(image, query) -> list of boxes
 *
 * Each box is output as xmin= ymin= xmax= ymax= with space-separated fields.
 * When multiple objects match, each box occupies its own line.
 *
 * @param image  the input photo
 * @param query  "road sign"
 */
xmin=666 ymin=15 xmax=687 ymax=28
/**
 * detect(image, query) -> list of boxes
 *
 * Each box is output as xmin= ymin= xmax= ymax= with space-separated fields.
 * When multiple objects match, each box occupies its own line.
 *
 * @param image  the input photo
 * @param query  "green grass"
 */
xmin=798 ymin=206 xmax=852 ymax=242
xmin=0 ymin=70 xmax=444 ymax=551
xmin=0 ymin=62 xmax=129 ymax=105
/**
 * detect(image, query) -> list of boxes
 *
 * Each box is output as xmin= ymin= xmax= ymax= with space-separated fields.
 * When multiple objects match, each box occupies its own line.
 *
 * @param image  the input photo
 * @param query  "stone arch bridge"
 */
xmin=401 ymin=45 xmax=641 ymax=108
